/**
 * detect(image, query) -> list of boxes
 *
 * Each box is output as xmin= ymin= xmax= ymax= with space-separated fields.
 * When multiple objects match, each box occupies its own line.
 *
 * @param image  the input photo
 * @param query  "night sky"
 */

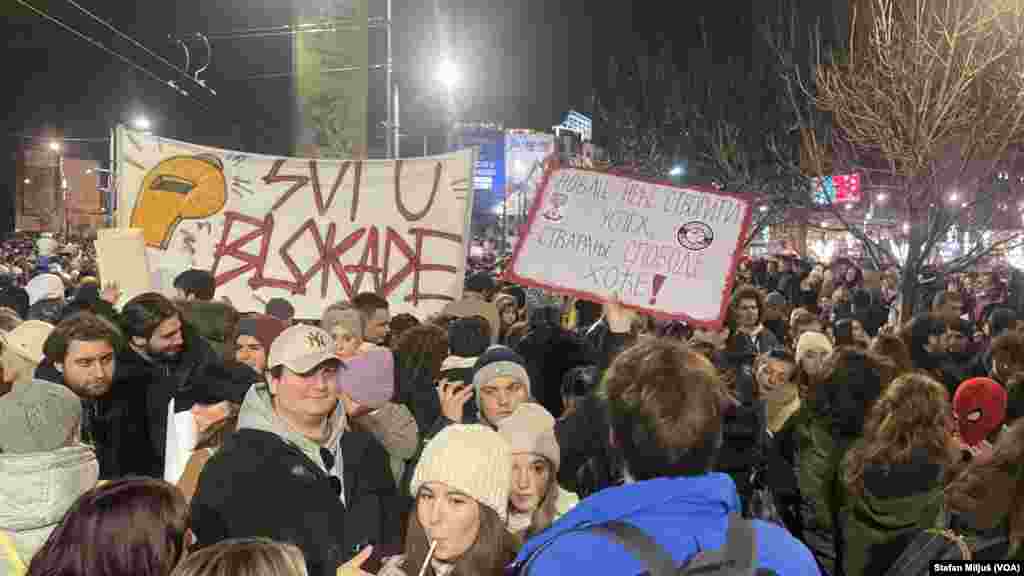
xmin=2 ymin=0 xmax=840 ymax=230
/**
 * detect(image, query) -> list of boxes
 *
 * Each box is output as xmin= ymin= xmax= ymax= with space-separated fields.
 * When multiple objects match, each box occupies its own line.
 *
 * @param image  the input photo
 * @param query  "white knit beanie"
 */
xmin=410 ymin=424 xmax=512 ymax=522
xmin=497 ymin=402 xmax=560 ymax=472
xmin=796 ymin=331 xmax=833 ymax=365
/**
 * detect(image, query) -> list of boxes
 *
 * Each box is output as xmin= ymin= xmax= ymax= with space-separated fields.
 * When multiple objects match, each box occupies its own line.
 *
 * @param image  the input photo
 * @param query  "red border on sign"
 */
xmin=503 ymin=158 xmax=753 ymax=329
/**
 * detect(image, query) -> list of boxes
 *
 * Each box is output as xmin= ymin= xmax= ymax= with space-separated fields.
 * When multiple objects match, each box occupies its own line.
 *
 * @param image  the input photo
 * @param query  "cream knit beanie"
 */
xmin=410 ymin=424 xmax=512 ymax=522
xmin=497 ymin=402 xmax=560 ymax=472
xmin=5 ymin=320 xmax=55 ymax=364
xmin=796 ymin=331 xmax=833 ymax=365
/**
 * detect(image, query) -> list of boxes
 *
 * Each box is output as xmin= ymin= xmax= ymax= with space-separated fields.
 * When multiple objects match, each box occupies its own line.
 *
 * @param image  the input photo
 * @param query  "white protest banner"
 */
xmin=506 ymin=168 xmax=752 ymax=327
xmin=115 ymin=126 xmax=475 ymax=318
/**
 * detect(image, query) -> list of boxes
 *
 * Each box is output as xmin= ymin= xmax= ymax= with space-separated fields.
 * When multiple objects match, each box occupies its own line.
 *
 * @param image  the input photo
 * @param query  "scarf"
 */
xmin=764 ymin=381 xmax=800 ymax=433
xmin=508 ymin=510 xmax=532 ymax=534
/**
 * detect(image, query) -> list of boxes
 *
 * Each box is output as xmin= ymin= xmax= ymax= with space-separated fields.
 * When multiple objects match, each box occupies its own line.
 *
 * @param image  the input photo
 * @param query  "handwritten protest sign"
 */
xmin=115 ymin=126 xmax=475 ymax=318
xmin=506 ymin=168 xmax=752 ymax=327
xmin=94 ymin=228 xmax=152 ymax=307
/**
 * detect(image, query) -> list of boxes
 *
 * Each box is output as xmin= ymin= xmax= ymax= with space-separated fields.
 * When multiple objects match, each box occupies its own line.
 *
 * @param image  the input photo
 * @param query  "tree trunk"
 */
xmin=796 ymin=216 xmax=809 ymax=257
xmin=899 ymin=230 xmax=924 ymax=324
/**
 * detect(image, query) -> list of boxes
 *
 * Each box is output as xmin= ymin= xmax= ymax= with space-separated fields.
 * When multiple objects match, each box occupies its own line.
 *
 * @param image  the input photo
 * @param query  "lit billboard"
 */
xmin=451 ymin=126 xmax=506 ymax=216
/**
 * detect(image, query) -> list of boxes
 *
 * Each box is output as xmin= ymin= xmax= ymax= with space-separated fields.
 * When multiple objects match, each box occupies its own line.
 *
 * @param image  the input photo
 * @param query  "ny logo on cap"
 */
xmin=306 ymin=331 xmax=328 ymax=350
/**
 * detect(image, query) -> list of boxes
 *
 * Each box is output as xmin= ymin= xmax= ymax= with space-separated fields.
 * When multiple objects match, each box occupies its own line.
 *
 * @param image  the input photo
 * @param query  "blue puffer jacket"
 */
xmin=514 ymin=473 xmax=820 ymax=575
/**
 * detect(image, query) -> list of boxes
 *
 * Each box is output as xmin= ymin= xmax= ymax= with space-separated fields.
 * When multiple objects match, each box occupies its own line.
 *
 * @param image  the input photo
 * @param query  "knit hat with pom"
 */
xmin=410 ymin=424 xmax=512 ymax=521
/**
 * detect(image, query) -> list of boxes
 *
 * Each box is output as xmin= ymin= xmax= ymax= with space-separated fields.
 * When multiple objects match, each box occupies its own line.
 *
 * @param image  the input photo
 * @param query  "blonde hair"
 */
xmin=171 ymin=538 xmax=307 ymax=576
xmin=524 ymin=456 xmax=560 ymax=539
xmin=842 ymin=373 xmax=953 ymax=498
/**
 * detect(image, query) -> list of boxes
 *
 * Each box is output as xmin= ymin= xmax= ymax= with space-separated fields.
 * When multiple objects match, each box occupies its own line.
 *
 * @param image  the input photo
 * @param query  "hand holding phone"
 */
xmin=437 ymin=379 xmax=474 ymax=423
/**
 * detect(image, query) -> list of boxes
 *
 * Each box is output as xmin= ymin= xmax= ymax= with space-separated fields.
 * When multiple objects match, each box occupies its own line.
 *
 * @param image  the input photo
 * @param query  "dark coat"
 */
xmin=113 ymin=327 xmax=232 ymax=477
xmin=191 ymin=428 xmax=401 ymax=576
xmin=515 ymin=323 xmax=589 ymax=418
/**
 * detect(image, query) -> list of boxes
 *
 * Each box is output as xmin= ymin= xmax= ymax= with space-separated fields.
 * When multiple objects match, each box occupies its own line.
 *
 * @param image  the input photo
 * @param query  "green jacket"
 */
xmin=179 ymin=301 xmax=236 ymax=360
xmin=840 ymin=461 xmax=944 ymax=576
xmin=794 ymin=408 xmax=852 ymax=576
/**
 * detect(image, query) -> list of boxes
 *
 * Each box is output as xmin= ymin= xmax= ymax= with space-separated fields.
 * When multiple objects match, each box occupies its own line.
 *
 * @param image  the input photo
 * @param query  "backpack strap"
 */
xmin=516 ymin=513 xmax=758 ymax=576
xmin=683 ymin=513 xmax=757 ymax=576
xmin=588 ymin=521 xmax=678 ymax=576
xmin=516 ymin=520 xmax=677 ymax=576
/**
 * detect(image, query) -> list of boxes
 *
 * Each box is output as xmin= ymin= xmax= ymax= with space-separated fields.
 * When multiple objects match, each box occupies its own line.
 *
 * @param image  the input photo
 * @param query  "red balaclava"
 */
xmin=953 ymin=377 xmax=1007 ymax=447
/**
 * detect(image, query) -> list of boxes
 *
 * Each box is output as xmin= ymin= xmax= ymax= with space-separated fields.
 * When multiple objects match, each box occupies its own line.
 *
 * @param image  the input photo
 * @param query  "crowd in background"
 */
xmin=2 ymin=232 xmax=1024 ymax=575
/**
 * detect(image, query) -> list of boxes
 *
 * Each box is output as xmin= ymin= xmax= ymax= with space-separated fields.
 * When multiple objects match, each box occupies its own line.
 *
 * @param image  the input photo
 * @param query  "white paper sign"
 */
xmin=507 ymin=168 xmax=752 ymax=327
xmin=94 ymin=228 xmax=152 ymax=307
xmin=115 ymin=126 xmax=475 ymax=319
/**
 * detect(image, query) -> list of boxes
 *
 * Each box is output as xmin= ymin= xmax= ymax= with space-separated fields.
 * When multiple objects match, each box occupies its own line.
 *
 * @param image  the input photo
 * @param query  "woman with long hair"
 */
xmin=171 ymin=537 xmax=307 ymax=576
xmin=840 ymin=373 xmax=960 ymax=576
xmin=496 ymin=403 xmax=578 ymax=539
xmin=26 ymin=477 xmax=191 ymax=576
xmin=380 ymin=424 xmax=519 ymax=576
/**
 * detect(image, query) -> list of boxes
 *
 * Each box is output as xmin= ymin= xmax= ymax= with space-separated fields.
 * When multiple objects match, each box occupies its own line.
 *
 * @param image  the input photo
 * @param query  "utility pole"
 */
xmin=385 ymin=0 xmax=393 ymax=158
xmin=394 ymin=81 xmax=401 ymax=158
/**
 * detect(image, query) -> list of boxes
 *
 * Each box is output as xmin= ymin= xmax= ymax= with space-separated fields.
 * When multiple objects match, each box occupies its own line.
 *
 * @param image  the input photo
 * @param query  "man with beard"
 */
xmin=116 ymin=292 xmax=249 ymax=478
xmin=39 ymin=312 xmax=131 ymax=478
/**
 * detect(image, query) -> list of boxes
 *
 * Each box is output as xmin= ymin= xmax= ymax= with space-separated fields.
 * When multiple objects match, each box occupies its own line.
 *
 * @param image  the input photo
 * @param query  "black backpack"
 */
xmin=513 ymin=513 xmax=778 ymax=576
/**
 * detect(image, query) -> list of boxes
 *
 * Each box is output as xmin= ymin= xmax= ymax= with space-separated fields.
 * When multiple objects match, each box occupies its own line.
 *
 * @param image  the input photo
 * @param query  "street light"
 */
xmin=438 ymin=59 xmax=458 ymax=91
xmin=48 ymin=141 xmax=61 ymax=152
xmin=876 ymin=193 xmax=888 ymax=202
xmin=133 ymin=116 xmax=152 ymax=132
xmin=23 ymin=178 xmax=30 ymax=184
xmin=949 ymin=192 xmax=959 ymax=202
xmin=669 ymin=165 xmax=684 ymax=177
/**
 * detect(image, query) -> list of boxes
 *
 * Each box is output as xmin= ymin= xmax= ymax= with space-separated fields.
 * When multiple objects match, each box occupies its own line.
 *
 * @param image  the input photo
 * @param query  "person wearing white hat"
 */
xmin=378 ymin=424 xmax=519 ymax=576
xmin=497 ymin=403 xmax=579 ymax=538
xmin=1 ymin=320 xmax=55 ymax=393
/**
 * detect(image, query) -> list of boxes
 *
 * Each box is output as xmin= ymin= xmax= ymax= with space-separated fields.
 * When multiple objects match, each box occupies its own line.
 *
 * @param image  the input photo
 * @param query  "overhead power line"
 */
xmin=11 ymin=133 xmax=111 ymax=142
xmin=14 ymin=0 xmax=196 ymax=100
xmin=62 ymin=0 xmax=216 ymax=95
xmin=236 ymin=62 xmax=387 ymax=82
xmin=186 ymin=16 xmax=387 ymax=41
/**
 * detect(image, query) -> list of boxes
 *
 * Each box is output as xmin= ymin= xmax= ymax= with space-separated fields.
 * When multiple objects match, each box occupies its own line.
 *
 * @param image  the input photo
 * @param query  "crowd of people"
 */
xmin=1 ymin=233 xmax=1024 ymax=575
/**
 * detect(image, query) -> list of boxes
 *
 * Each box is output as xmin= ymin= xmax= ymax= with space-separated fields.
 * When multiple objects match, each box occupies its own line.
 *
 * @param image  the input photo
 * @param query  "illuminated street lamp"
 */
xmin=23 ymin=178 xmax=30 ymax=184
xmin=133 ymin=115 xmax=152 ymax=132
xmin=438 ymin=59 xmax=458 ymax=91
xmin=669 ymin=165 xmax=684 ymax=177
xmin=48 ymin=141 xmax=61 ymax=152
